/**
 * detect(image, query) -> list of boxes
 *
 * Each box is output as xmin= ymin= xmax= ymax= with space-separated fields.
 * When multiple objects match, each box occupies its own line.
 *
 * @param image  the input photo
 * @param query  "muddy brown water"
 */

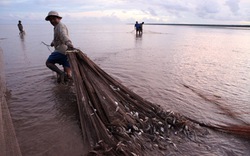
xmin=0 ymin=24 xmax=250 ymax=155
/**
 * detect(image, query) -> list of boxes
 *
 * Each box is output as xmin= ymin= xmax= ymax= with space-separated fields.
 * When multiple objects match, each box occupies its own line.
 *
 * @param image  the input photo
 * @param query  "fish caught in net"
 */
xmin=67 ymin=49 xmax=196 ymax=155
xmin=66 ymin=49 xmax=250 ymax=155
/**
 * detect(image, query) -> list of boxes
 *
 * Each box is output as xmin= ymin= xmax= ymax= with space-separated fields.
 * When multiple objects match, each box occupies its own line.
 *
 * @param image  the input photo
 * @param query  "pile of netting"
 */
xmin=67 ymin=49 xmax=250 ymax=155
xmin=67 ymin=50 xmax=195 ymax=156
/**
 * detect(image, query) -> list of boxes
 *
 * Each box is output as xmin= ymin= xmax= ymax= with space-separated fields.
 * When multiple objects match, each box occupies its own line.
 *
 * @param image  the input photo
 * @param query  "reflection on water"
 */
xmin=0 ymin=24 xmax=250 ymax=155
xmin=135 ymin=33 xmax=143 ymax=39
xmin=19 ymin=32 xmax=29 ymax=65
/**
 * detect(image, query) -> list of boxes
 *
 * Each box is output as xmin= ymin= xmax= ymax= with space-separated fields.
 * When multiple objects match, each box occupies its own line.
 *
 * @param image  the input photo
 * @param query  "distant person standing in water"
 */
xmin=45 ymin=11 xmax=74 ymax=84
xmin=134 ymin=21 xmax=144 ymax=35
xmin=135 ymin=21 xmax=140 ymax=34
xmin=138 ymin=22 xmax=144 ymax=35
xmin=17 ymin=20 xmax=24 ymax=34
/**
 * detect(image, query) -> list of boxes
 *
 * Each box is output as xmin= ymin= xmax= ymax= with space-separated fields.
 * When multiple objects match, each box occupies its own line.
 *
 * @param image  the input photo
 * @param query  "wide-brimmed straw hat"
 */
xmin=45 ymin=11 xmax=62 ymax=21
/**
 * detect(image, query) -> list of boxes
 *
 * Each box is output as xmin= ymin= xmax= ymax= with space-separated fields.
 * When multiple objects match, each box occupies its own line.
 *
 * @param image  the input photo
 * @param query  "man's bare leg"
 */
xmin=64 ymin=67 xmax=72 ymax=79
xmin=46 ymin=61 xmax=65 ymax=83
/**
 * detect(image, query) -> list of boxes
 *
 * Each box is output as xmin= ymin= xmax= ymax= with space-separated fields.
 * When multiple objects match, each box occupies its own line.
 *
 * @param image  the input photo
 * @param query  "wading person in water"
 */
xmin=138 ymin=22 xmax=144 ymax=34
xmin=134 ymin=21 xmax=144 ymax=35
xmin=134 ymin=21 xmax=140 ymax=35
xmin=17 ymin=20 xmax=24 ymax=34
xmin=45 ymin=11 xmax=74 ymax=84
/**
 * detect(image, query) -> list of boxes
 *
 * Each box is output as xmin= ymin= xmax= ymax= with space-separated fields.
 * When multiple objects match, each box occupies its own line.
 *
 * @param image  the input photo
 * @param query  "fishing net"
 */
xmin=67 ymin=50 xmax=195 ymax=156
xmin=67 ymin=49 xmax=250 ymax=155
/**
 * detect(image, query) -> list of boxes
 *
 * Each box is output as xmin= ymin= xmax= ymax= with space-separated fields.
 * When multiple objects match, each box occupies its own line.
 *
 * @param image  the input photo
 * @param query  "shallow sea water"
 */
xmin=0 ymin=24 xmax=250 ymax=155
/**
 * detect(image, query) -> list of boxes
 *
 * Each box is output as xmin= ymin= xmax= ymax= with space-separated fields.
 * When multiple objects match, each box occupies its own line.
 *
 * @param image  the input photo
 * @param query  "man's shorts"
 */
xmin=47 ymin=52 xmax=70 ymax=68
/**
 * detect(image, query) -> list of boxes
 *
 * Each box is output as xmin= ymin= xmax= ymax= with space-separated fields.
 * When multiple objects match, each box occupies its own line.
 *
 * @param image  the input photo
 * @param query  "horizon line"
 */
xmin=143 ymin=23 xmax=250 ymax=28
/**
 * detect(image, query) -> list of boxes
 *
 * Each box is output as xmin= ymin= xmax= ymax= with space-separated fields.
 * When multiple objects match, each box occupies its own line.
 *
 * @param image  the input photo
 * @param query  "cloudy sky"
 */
xmin=0 ymin=0 xmax=250 ymax=25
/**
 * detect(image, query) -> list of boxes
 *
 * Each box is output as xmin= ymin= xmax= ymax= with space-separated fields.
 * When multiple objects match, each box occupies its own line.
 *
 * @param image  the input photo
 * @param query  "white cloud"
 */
xmin=0 ymin=0 xmax=250 ymax=24
xmin=225 ymin=0 xmax=240 ymax=14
